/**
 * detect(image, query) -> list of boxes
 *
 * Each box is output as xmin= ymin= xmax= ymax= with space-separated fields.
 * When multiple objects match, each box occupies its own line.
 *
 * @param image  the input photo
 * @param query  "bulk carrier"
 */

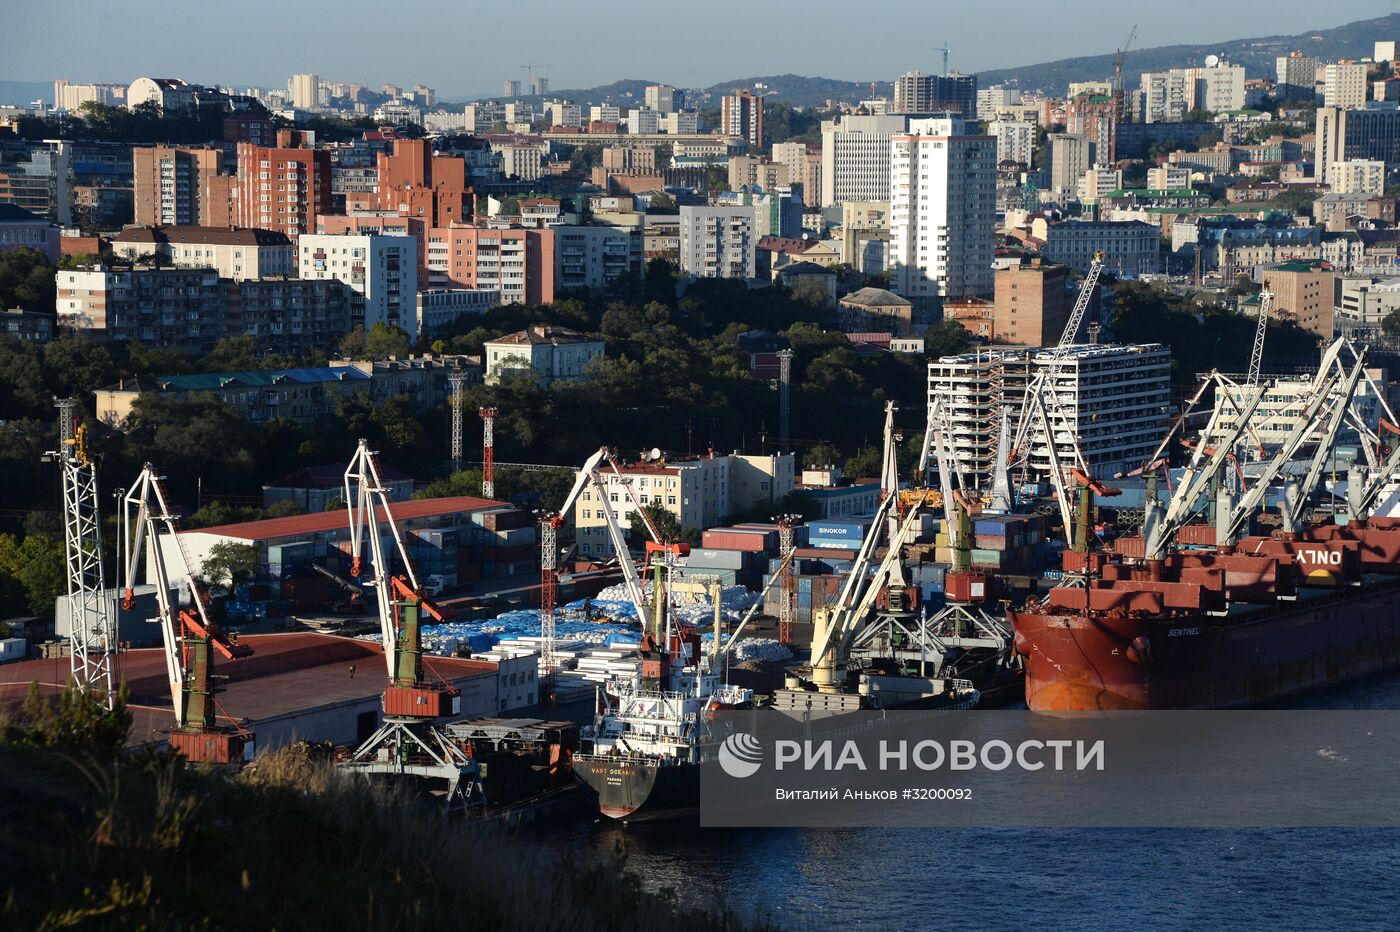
xmin=1010 ymin=338 xmax=1400 ymax=710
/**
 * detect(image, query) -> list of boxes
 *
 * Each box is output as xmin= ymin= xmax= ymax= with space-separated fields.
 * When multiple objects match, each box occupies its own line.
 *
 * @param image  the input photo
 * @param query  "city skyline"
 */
xmin=8 ymin=0 xmax=1390 ymax=100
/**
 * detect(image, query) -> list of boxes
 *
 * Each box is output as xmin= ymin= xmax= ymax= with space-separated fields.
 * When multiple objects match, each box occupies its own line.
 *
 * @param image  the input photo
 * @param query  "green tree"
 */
xmin=366 ymin=323 xmax=413 ymax=359
xmin=922 ymin=319 xmax=973 ymax=357
xmin=0 ymin=247 xmax=57 ymax=313
xmin=1383 ymin=309 xmax=1400 ymax=338
xmin=0 ymin=534 xmax=65 ymax=617
xmin=200 ymin=541 xmax=260 ymax=588
xmin=803 ymin=443 xmax=842 ymax=469
xmin=629 ymin=502 xmax=684 ymax=544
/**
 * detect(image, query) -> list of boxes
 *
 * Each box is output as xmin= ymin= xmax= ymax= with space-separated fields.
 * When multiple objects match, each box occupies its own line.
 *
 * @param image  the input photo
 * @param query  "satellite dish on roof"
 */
xmin=1204 ymin=54 xmax=1220 ymax=68
xmin=650 ymin=447 xmax=662 ymax=462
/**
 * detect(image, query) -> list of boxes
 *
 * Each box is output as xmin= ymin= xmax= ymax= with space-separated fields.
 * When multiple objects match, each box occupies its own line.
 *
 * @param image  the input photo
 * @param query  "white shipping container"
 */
xmin=0 ymin=638 xmax=27 ymax=662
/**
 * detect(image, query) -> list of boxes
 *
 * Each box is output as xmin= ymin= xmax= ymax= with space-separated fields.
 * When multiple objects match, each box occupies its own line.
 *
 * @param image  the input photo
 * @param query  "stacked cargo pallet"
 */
xmin=932 ymin=513 xmax=1045 ymax=573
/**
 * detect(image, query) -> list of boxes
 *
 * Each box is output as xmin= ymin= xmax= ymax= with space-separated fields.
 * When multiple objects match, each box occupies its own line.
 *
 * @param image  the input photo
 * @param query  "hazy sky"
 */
xmin=8 ymin=0 xmax=1394 ymax=99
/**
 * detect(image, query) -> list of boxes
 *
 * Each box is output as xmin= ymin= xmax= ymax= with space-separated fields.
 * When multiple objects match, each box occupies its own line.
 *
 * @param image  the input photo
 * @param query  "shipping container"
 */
xmin=493 ymin=526 xmax=537 ymax=547
xmin=682 ymin=548 xmax=748 ymax=570
xmin=702 ymin=529 xmax=772 ymax=552
xmin=804 ymin=518 xmax=872 ymax=541
xmin=480 ymin=508 xmax=528 ymax=532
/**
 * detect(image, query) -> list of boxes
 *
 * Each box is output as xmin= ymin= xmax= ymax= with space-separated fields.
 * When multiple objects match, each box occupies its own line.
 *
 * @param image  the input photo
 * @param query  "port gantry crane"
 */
xmin=121 ymin=464 xmax=254 ymax=763
xmin=339 ymin=439 xmax=482 ymax=813
xmin=1142 ymin=338 xmax=1367 ymax=561
xmin=48 ymin=399 xmax=117 ymax=708
xmin=806 ymin=402 xmax=1005 ymax=699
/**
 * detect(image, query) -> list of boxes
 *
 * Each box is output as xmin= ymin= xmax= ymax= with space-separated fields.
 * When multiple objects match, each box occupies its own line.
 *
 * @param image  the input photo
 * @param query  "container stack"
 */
xmin=682 ymin=525 xmax=787 ymax=590
xmin=803 ymin=517 xmax=874 ymax=551
xmin=932 ymin=513 xmax=1045 ymax=573
xmin=468 ymin=507 xmax=538 ymax=579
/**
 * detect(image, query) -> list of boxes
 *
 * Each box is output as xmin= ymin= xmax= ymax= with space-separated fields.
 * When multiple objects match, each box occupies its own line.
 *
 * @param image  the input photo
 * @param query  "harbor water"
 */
xmin=549 ymin=668 xmax=1400 ymax=930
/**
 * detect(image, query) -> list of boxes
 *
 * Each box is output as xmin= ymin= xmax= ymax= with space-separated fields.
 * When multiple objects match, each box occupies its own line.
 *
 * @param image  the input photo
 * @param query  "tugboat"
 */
xmin=574 ymin=570 xmax=753 ymax=821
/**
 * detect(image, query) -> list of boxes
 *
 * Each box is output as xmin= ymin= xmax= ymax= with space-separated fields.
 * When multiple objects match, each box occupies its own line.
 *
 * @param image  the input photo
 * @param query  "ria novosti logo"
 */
xmin=718 ymin=732 xmax=764 ymax=778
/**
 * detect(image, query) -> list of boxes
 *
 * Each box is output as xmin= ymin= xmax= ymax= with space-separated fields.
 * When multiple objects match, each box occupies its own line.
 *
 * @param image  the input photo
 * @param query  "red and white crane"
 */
xmin=121 ymin=464 xmax=253 ymax=763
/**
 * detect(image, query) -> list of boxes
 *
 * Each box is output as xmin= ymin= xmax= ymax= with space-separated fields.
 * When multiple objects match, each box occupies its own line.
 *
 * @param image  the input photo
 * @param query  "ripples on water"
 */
xmin=551 ymin=669 xmax=1400 ymax=930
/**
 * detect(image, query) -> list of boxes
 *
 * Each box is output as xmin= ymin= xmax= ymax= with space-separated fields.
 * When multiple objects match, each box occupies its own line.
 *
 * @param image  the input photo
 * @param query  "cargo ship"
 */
xmin=1009 ymin=338 xmax=1400 ymax=710
xmin=573 ymin=628 xmax=753 ymax=821
xmin=1010 ymin=518 xmax=1400 ymax=709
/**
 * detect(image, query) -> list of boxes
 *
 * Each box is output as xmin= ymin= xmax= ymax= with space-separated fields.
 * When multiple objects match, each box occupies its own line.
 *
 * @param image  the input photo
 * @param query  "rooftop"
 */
xmin=486 ymin=325 xmax=598 ymax=347
xmin=840 ymin=287 xmax=913 ymax=308
xmin=0 ymin=204 xmax=48 ymax=224
xmin=113 ymin=225 xmax=293 ymax=248
xmin=0 ymin=632 xmax=497 ymax=745
xmin=188 ymin=495 xmax=505 ymax=541
xmin=103 ymin=367 xmax=374 ymax=393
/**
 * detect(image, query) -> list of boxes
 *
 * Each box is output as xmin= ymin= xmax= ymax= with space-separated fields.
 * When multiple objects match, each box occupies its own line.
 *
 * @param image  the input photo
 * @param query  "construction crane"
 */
xmin=1246 ymin=287 xmax=1273 ymax=391
xmin=1007 ymin=252 xmax=1107 ymax=544
xmin=479 ymin=406 xmax=497 ymax=499
xmin=447 ymin=371 xmax=466 ymax=473
xmin=121 ymin=465 xmax=253 ymax=763
xmin=1111 ymin=25 xmax=1137 ymax=161
xmin=48 ymin=399 xmax=116 ymax=707
xmin=935 ymin=43 xmax=950 ymax=76
xmin=339 ymin=439 xmax=482 ymax=812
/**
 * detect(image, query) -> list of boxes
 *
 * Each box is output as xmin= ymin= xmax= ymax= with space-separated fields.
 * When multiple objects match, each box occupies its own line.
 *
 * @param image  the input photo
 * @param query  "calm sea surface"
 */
xmin=547 ymin=668 xmax=1400 ymax=930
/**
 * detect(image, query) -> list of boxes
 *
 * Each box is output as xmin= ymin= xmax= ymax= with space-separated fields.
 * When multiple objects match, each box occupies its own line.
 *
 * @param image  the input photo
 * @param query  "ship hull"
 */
xmin=573 ymin=756 xmax=699 ymax=822
xmin=1010 ymin=580 xmax=1400 ymax=710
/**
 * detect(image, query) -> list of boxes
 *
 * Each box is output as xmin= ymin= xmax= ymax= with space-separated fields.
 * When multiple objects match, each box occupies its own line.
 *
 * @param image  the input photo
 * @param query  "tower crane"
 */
xmin=47 ymin=399 xmax=116 ymax=707
xmin=1246 ymin=287 xmax=1273 ymax=391
xmin=339 ymin=439 xmax=482 ymax=812
xmin=121 ymin=465 xmax=253 ymax=763
xmin=1008 ymin=251 xmax=1108 ymax=546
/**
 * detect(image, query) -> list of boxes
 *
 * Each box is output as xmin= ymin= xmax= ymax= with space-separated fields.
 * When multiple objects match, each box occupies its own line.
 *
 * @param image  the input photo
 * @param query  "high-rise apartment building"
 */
xmin=503 ymin=79 xmax=523 ymax=97
xmin=1048 ymin=133 xmax=1094 ymax=200
xmin=53 ymin=80 xmax=124 ymax=112
xmin=1275 ymin=51 xmax=1319 ymax=101
xmin=234 ymin=131 xmax=332 ymax=236
xmin=819 ymin=113 xmax=910 ymax=207
xmin=132 ymin=145 xmax=234 ymax=227
xmin=771 ymin=142 xmax=821 ymax=201
xmin=1324 ymin=62 xmax=1370 ymax=109
xmin=928 ymin=343 xmax=1171 ymax=485
xmin=1327 ymin=159 xmax=1385 ymax=195
xmin=375 ymin=138 xmax=470 ymax=227
xmin=645 ymin=84 xmax=680 ymax=113
xmin=288 ymin=73 xmax=319 ymax=109
xmin=992 ymin=259 xmax=1071 ymax=346
xmin=992 ymin=119 xmax=1035 ymax=166
xmin=425 ymin=224 xmax=555 ymax=306
xmin=889 ymin=118 xmax=996 ymax=302
xmin=679 ymin=205 xmax=756 ymax=279
xmin=893 ymin=71 xmax=978 ymax=117
xmin=1141 ymin=60 xmax=1245 ymax=121
xmin=297 ymin=232 xmax=419 ymax=334
xmin=1315 ymin=104 xmax=1400 ymax=184
xmin=721 ymin=90 xmax=764 ymax=149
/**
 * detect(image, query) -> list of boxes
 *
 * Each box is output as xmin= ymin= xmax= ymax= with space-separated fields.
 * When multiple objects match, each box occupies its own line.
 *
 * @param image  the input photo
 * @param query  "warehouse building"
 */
xmin=0 ymin=632 xmax=539 ymax=754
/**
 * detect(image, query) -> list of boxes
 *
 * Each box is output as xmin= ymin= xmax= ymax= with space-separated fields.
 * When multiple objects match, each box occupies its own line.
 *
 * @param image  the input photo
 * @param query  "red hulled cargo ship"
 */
xmin=1010 ymin=519 xmax=1400 ymax=710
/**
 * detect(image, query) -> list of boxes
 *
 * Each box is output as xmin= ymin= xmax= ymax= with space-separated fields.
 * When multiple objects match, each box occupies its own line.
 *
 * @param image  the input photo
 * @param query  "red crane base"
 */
xmin=170 ymin=728 xmax=251 ymax=765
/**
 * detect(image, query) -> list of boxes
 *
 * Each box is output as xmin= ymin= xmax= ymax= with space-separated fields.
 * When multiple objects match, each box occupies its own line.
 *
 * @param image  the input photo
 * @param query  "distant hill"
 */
xmin=459 ymin=12 xmax=1393 ymax=110
xmin=0 ymin=80 xmax=52 ymax=107
xmin=976 ymin=12 xmax=1398 ymax=94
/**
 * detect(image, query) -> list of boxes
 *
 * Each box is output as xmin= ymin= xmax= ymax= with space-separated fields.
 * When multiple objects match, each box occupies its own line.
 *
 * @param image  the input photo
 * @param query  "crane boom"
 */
xmin=121 ymin=464 xmax=251 ymax=758
xmin=1057 ymin=252 xmax=1105 ymax=350
xmin=1246 ymin=289 xmax=1272 ymax=389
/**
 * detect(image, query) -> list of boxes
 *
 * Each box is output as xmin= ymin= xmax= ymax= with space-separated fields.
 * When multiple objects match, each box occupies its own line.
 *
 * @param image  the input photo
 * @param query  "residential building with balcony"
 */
xmin=297 ymin=232 xmax=418 ymax=334
xmin=111 ymin=226 xmax=293 ymax=281
xmin=425 ymin=223 xmax=554 ymax=306
xmin=554 ymin=225 xmax=641 ymax=291
xmin=679 ymin=205 xmax=756 ymax=279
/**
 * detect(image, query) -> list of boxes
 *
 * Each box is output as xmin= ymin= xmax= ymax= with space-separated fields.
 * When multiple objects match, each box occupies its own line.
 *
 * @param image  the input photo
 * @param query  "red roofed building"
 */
xmin=0 ymin=632 xmax=538 ymax=754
